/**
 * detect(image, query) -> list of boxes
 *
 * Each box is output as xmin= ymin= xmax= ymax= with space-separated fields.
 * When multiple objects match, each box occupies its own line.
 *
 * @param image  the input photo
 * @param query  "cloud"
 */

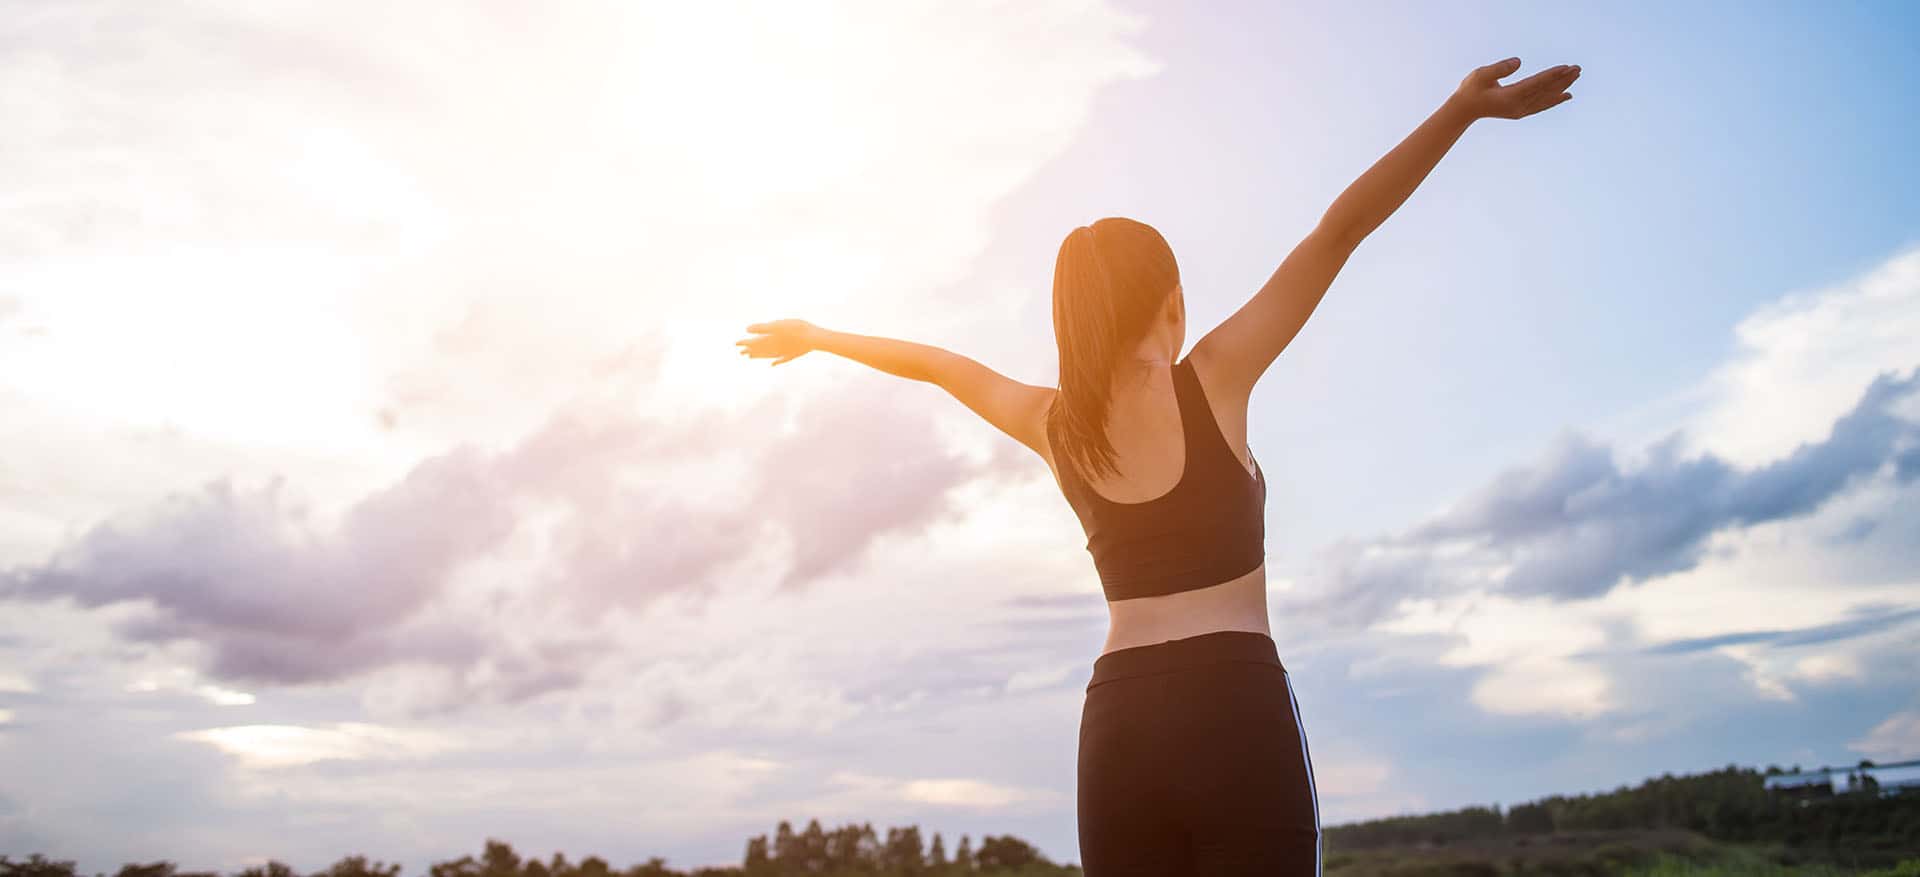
xmin=1688 ymin=247 xmax=1920 ymax=466
xmin=1641 ymin=605 xmax=1920 ymax=656
xmin=0 ymin=1 xmax=1167 ymax=868
xmin=1288 ymin=365 xmax=1920 ymax=626
xmin=0 ymin=0 xmax=1155 ymax=721
xmin=826 ymin=771 xmax=1057 ymax=811
xmin=2 ymin=380 xmax=1002 ymax=700
xmin=1289 ymin=245 xmax=1920 ymax=632
xmin=1850 ymin=710 xmax=1920 ymax=762
xmin=0 ymin=0 xmax=1162 ymax=469
xmin=175 ymin=722 xmax=459 ymax=769
xmin=1373 ymin=591 xmax=1618 ymax=720
xmin=1282 ymin=245 xmax=1920 ymax=749
xmin=127 ymin=672 xmax=257 ymax=706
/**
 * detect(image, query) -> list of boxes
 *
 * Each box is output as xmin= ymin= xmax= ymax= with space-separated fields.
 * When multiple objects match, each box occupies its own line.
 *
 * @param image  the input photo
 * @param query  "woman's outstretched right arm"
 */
xmin=1194 ymin=57 xmax=1581 ymax=400
xmin=737 ymin=319 xmax=1055 ymax=454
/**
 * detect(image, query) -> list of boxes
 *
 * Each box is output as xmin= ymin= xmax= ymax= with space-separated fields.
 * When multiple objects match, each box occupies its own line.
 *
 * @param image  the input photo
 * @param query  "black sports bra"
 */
xmin=1051 ymin=354 xmax=1267 ymax=601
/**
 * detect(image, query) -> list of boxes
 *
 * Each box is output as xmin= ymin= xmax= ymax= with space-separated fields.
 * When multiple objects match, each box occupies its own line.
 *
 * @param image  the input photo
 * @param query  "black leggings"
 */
xmin=1078 ymin=630 xmax=1321 ymax=876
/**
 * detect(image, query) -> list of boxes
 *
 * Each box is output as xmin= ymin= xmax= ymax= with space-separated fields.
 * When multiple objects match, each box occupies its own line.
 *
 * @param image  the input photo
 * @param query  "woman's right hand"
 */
xmin=736 ymin=318 xmax=823 ymax=366
xmin=1449 ymin=57 xmax=1580 ymax=121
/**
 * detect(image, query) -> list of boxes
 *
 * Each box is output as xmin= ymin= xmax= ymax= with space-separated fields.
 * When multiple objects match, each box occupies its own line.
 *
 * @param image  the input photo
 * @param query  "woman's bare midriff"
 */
xmin=1101 ymin=561 xmax=1271 ymax=655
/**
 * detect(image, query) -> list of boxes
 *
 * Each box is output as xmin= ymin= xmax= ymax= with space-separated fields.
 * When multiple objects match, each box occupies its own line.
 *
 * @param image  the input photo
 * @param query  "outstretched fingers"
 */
xmin=736 ymin=322 xmax=810 ymax=365
xmin=1503 ymin=64 xmax=1580 ymax=118
xmin=1510 ymin=64 xmax=1579 ymax=97
xmin=1540 ymin=90 xmax=1575 ymax=114
xmin=1536 ymin=65 xmax=1581 ymax=93
xmin=1476 ymin=56 xmax=1522 ymax=82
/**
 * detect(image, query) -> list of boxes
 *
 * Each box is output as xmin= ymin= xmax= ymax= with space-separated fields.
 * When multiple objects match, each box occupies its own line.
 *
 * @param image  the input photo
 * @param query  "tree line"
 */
xmin=740 ymin=819 xmax=1060 ymax=873
xmin=10 ymin=760 xmax=1917 ymax=875
xmin=1325 ymin=762 xmax=1920 ymax=858
xmin=0 ymin=820 xmax=1079 ymax=877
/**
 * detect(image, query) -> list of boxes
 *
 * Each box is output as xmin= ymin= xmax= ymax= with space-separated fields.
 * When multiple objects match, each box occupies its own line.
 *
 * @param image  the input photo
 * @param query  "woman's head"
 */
xmin=1047 ymin=216 xmax=1182 ymax=481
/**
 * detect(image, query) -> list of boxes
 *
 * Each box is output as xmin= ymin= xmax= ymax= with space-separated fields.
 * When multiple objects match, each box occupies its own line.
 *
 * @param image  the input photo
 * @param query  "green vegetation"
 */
xmin=4 ymin=762 xmax=1916 ymax=875
xmin=737 ymin=819 xmax=1073 ymax=875
xmin=1322 ymin=762 xmax=1920 ymax=873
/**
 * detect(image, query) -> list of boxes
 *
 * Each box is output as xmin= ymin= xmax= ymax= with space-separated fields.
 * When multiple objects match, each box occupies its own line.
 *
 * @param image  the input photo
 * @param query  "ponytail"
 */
xmin=1046 ymin=218 xmax=1180 ymax=482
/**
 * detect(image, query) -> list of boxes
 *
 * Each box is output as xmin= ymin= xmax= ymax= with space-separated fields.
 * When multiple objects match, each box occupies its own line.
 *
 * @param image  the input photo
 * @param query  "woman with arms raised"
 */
xmin=738 ymin=57 xmax=1579 ymax=876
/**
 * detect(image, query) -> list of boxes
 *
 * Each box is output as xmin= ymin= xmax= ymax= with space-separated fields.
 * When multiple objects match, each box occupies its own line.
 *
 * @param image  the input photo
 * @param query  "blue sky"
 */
xmin=1 ymin=1 xmax=1917 ymax=871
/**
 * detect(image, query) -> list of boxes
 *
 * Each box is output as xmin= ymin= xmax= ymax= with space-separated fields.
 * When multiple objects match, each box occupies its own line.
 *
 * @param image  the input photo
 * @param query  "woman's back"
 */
xmin=1041 ymin=344 xmax=1272 ymax=655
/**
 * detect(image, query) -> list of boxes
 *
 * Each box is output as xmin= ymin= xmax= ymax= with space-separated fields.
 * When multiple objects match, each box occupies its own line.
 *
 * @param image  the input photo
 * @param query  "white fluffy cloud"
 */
xmin=176 ymin=722 xmax=460 ymax=769
xmin=1850 ymin=710 xmax=1920 ymax=762
xmin=1326 ymin=245 xmax=1920 ymax=729
xmin=0 ymin=1 xmax=1155 ymax=869
xmin=1687 ymin=247 xmax=1920 ymax=466
xmin=823 ymin=772 xmax=1058 ymax=811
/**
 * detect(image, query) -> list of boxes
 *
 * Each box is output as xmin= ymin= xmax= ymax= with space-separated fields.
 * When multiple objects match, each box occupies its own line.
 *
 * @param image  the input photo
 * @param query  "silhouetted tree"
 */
xmin=855 ymin=823 xmax=881 ymax=865
xmin=951 ymin=836 xmax=973 ymax=870
xmin=1 ymin=856 xmax=79 ymax=877
xmin=742 ymin=835 xmax=771 ymax=877
xmin=823 ymin=824 xmax=862 ymax=870
xmin=480 ymin=841 xmax=521 ymax=877
xmin=576 ymin=856 xmax=611 ymax=877
xmin=623 ymin=858 xmax=675 ymax=877
xmin=772 ymin=821 xmax=798 ymax=869
xmin=797 ymin=819 xmax=827 ymax=871
xmin=882 ymin=825 xmax=925 ymax=872
xmin=974 ymin=836 xmax=1046 ymax=869
xmin=317 ymin=857 xmax=401 ymax=877
xmin=114 ymin=863 xmax=176 ymax=877
xmin=927 ymin=833 xmax=948 ymax=867
xmin=1506 ymin=801 xmax=1554 ymax=834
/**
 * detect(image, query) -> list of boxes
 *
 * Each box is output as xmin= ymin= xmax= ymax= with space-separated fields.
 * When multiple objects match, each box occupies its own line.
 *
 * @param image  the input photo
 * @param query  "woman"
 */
xmin=737 ymin=57 xmax=1579 ymax=875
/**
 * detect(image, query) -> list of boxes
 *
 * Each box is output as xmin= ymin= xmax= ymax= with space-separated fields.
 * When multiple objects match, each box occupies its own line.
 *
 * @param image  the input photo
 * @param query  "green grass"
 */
xmin=1624 ymin=854 xmax=1920 ymax=876
xmin=1318 ymin=829 xmax=1919 ymax=876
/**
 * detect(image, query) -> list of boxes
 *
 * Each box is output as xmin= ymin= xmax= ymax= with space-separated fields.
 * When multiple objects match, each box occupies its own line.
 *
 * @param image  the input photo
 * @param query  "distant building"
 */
xmin=1870 ymin=761 xmax=1920 ymax=797
xmin=1764 ymin=758 xmax=1920 ymax=801
xmin=1764 ymin=771 xmax=1838 ymax=799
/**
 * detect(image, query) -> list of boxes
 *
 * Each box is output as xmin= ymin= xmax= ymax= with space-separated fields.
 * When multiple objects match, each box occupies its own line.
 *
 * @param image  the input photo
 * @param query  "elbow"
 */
xmin=920 ymin=348 xmax=962 ymax=387
xmin=1311 ymin=218 xmax=1366 ymax=254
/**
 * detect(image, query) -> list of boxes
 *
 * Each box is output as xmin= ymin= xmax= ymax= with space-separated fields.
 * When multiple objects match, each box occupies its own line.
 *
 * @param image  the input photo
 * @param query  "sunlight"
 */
xmin=175 ymin=722 xmax=457 ymax=769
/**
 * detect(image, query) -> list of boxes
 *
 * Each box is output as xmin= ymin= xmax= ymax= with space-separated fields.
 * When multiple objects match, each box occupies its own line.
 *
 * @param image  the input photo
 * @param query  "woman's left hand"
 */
xmin=737 ymin=319 xmax=822 ymax=366
xmin=1450 ymin=57 xmax=1580 ymax=121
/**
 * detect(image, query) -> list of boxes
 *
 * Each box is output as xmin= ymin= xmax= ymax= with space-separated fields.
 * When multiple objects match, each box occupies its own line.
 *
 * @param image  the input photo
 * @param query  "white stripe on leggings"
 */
xmin=1284 ymin=673 xmax=1321 ymax=877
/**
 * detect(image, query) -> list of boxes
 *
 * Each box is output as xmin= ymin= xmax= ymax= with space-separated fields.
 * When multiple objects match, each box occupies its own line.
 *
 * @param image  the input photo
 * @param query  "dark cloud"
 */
xmin=1287 ymin=366 xmax=1920 ymax=626
xmin=2 ymin=380 xmax=1017 ymax=699
xmin=1640 ymin=604 xmax=1920 ymax=656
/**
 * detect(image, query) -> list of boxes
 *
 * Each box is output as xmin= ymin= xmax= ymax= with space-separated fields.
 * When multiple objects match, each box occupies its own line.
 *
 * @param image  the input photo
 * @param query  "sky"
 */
xmin=2 ymin=0 xmax=1918 ymax=870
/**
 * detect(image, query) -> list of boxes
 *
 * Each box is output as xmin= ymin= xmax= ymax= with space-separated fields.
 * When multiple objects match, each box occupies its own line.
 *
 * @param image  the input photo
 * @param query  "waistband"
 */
xmin=1088 ymin=629 xmax=1284 ymax=690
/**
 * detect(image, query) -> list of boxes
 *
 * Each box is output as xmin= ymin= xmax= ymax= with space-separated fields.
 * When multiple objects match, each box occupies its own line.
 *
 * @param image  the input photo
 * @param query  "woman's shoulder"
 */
xmin=1183 ymin=341 xmax=1253 ymax=413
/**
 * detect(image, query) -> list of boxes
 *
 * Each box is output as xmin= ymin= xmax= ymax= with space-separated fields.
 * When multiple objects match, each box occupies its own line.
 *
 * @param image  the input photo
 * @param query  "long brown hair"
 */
xmin=1046 ymin=217 xmax=1180 ymax=482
